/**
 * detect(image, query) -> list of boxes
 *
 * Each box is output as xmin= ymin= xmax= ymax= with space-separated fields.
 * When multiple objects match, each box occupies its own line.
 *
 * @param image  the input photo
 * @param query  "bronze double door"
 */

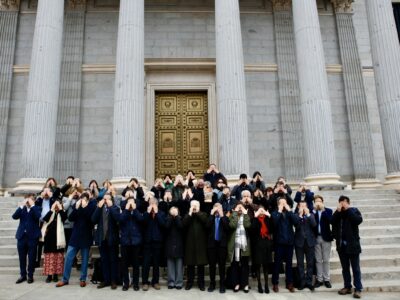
xmin=155 ymin=92 xmax=209 ymax=179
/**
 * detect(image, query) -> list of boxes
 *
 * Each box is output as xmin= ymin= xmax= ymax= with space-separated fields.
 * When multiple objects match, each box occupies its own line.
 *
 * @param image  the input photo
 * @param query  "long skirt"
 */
xmin=43 ymin=252 xmax=64 ymax=275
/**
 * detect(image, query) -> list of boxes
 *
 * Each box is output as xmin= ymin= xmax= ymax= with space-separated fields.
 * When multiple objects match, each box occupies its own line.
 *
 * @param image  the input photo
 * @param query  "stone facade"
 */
xmin=0 ymin=0 xmax=398 ymax=192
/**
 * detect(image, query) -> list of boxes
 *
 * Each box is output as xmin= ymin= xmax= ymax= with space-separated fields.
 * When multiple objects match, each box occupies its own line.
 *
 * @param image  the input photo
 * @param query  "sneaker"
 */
xmin=338 ymin=287 xmax=352 ymax=295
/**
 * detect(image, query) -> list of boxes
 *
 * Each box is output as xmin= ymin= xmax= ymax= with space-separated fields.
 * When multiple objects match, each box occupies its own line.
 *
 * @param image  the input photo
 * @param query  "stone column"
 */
xmin=112 ymin=0 xmax=145 ymax=189
xmin=365 ymin=0 xmax=400 ymax=188
xmin=0 ymin=1 xmax=19 ymax=195
xmin=15 ymin=0 xmax=64 ymax=193
xmin=55 ymin=1 xmax=86 ymax=182
xmin=332 ymin=0 xmax=381 ymax=188
xmin=215 ymin=0 xmax=250 ymax=180
xmin=272 ymin=0 xmax=305 ymax=183
xmin=292 ymin=0 xmax=342 ymax=186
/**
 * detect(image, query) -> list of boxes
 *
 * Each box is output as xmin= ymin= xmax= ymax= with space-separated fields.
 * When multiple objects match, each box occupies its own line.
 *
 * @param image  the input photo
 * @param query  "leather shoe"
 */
xmin=324 ymin=281 xmax=332 ymax=288
xmin=314 ymin=281 xmax=323 ymax=288
xmin=122 ymin=285 xmax=128 ymax=291
xmin=353 ymin=291 xmax=362 ymax=299
xmin=176 ymin=286 xmax=182 ymax=290
xmin=207 ymin=284 xmax=215 ymax=292
xmin=133 ymin=285 xmax=140 ymax=291
xmin=111 ymin=283 xmax=117 ymax=290
xmin=306 ymin=283 xmax=315 ymax=291
xmin=80 ymin=281 xmax=86 ymax=288
xmin=273 ymin=284 xmax=279 ymax=293
xmin=219 ymin=286 xmax=225 ymax=293
xmin=15 ymin=277 xmax=26 ymax=284
xmin=97 ymin=282 xmax=110 ymax=289
xmin=27 ymin=277 xmax=34 ymax=284
xmin=168 ymin=285 xmax=174 ymax=289
xmin=185 ymin=284 xmax=192 ymax=290
xmin=199 ymin=285 xmax=205 ymax=291
xmin=286 ymin=283 xmax=295 ymax=293
xmin=338 ymin=287 xmax=353 ymax=295
xmin=45 ymin=275 xmax=52 ymax=283
xmin=55 ymin=281 xmax=68 ymax=288
xmin=142 ymin=284 xmax=149 ymax=291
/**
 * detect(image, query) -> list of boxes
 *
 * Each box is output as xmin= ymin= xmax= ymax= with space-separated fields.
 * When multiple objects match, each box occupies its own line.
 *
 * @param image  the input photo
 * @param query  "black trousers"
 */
xmin=121 ymin=245 xmax=140 ymax=287
xmin=295 ymin=243 xmax=315 ymax=286
xmin=231 ymin=255 xmax=249 ymax=288
xmin=207 ymin=245 xmax=227 ymax=286
xmin=17 ymin=235 xmax=38 ymax=278
xmin=142 ymin=242 xmax=162 ymax=285
xmin=186 ymin=265 xmax=205 ymax=287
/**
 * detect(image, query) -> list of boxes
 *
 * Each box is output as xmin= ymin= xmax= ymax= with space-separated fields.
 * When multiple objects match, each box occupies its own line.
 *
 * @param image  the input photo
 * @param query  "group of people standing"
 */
xmin=12 ymin=164 xmax=364 ymax=298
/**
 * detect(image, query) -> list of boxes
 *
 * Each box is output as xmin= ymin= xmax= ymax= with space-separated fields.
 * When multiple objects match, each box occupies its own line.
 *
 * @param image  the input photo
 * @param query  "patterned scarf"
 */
xmin=234 ymin=214 xmax=247 ymax=262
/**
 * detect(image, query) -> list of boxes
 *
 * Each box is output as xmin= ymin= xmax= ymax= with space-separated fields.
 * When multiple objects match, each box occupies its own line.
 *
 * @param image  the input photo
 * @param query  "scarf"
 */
xmin=40 ymin=211 xmax=66 ymax=249
xmin=258 ymin=215 xmax=270 ymax=240
xmin=234 ymin=214 xmax=247 ymax=262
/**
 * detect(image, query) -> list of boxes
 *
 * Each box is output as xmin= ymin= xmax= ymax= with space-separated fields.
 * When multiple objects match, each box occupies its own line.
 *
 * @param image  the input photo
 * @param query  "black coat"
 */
xmin=91 ymin=205 xmax=120 ymax=247
xmin=332 ymin=207 xmax=363 ymax=254
xmin=165 ymin=215 xmax=184 ymax=258
xmin=294 ymin=214 xmax=317 ymax=248
xmin=251 ymin=217 xmax=273 ymax=264
xmin=42 ymin=210 xmax=67 ymax=253
xmin=206 ymin=215 xmax=230 ymax=248
xmin=142 ymin=211 xmax=167 ymax=243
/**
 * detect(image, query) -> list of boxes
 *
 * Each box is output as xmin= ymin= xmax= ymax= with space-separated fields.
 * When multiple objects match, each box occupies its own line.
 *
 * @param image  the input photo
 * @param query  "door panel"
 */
xmin=155 ymin=92 xmax=209 ymax=179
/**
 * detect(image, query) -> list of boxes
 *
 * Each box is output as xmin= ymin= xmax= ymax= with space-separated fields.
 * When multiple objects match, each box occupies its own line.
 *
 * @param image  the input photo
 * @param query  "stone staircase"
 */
xmin=0 ymin=189 xmax=399 ymax=292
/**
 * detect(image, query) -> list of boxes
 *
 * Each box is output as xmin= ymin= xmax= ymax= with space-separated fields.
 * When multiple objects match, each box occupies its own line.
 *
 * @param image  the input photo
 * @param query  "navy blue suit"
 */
xmin=12 ymin=205 xmax=42 ymax=279
xmin=271 ymin=210 xmax=298 ymax=286
xmin=313 ymin=208 xmax=333 ymax=242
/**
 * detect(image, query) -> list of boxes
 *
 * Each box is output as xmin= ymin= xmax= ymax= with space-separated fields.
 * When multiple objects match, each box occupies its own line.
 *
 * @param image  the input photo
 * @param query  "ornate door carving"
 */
xmin=155 ymin=92 xmax=209 ymax=179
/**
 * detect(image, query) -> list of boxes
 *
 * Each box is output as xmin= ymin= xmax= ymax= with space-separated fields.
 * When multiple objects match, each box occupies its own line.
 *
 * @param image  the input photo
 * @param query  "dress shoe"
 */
xmin=97 ymin=282 xmax=110 ymax=289
xmin=55 ymin=281 xmax=68 ymax=287
xmin=27 ymin=277 xmax=34 ymax=284
xmin=168 ymin=285 xmax=174 ymax=289
xmin=80 ymin=281 xmax=86 ymax=287
xmin=152 ymin=283 xmax=161 ymax=290
xmin=176 ymin=286 xmax=182 ymax=290
xmin=122 ymin=285 xmax=128 ymax=291
xmin=219 ymin=286 xmax=225 ymax=293
xmin=15 ymin=277 xmax=26 ymax=284
xmin=133 ymin=285 xmax=140 ymax=291
xmin=353 ymin=290 xmax=362 ymax=299
xmin=258 ymin=283 xmax=263 ymax=293
xmin=264 ymin=285 xmax=270 ymax=294
xmin=142 ymin=284 xmax=149 ymax=291
xmin=45 ymin=275 xmax=52 ymax=283
xmin=243 ymin=285 xmax=250 ymax=293
xmin=111 ymin=283 xmax=117 ymax=290
xmin=306 ymin=283 xmax=315 ymax=291
xmin=273 ymin=284 xmax=279 ymax=293
xmin=207 ymin=284 xmax=215 ymax=292
xmin=199 ymin=285 xmax=205 ymax=291
xmin=324 ymin=281 xmax=332 ymax=288
xmin=314 ymin=281 xmax=323 ymax=288
xmin=233 ymin=285 xmax=240 ymax=292
xmin=185 ymin=283 xmax=192 ymax=290
xmin=286 ymin=283 xmax=295 ymax=293
xmin=297 ymin=283 xmax=305 ymax=291
xmin=338 ymin=287 xmax=352 ymax=295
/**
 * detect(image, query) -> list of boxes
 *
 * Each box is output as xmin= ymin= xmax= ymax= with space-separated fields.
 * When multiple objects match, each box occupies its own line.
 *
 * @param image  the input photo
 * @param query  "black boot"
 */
xmin=53 ymin=275 xmax=58 ymax=282
xmin=258 ymin=282 xmax=264 ymax=293
xmin=45 ymin=275 xmax=52 ymax=283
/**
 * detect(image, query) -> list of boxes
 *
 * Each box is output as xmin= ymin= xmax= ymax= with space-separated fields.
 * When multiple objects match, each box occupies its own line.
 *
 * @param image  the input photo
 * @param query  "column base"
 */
xmin=13 ymin=178 xmax=47 ymax=195
xmin=0 ymin=188 xmax=5 ymax=197
xmin=383 ymin=173 xmax=400 ymax=190
xmin=304 ymin=174 xmax=344 ymax=190
xmin=111 ymin=177 xmax=147 ymax=193
xmin=352 ymin=178 xmax=383 ymax=189
xmin=224 ymin=174 xmax=241 ymax=187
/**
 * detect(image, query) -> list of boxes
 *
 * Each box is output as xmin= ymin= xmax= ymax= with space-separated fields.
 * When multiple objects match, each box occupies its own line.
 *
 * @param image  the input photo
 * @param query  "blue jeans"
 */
xmin=62 ymin=245 xmax=90 ymax=283
xmin=338 ymin=250 xmax=363 ymax=292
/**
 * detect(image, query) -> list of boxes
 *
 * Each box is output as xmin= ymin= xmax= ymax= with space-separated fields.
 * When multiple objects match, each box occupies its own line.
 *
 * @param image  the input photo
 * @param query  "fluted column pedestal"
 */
xmin=215 ymin=0 xmax=249 ymax=178
xmin=366 ymin=0 xmax=400 ymax=189
xmin=292 ymin=0 xmax=342 ymax=187
xmin=111 ymin=0 xmax=145 ymax=190
xmin=15 ymin=0 xmax=64 ymax=193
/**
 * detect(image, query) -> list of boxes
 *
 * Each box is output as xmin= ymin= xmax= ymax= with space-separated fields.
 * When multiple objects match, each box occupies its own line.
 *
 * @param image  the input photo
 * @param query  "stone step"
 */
xmin=360 ymin=234 xmax=400 ymax=245
xmin=362 ymin=217 xmax=400 ymax=226
xmin=330 ymin=244 xmax=400 ymax=258
xmin=362 ymin=211 xmax=400 ymax=218
xmin=359 ymin=225 xmax=400 ymax=235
